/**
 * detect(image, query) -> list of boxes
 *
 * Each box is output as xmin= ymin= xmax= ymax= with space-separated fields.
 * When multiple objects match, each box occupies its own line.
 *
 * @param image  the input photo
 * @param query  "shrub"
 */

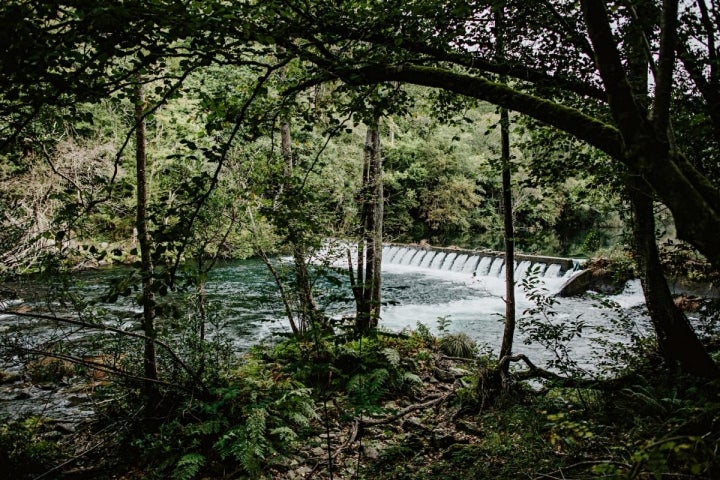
xmin=0 ymin=416 xmax=63 ymax=479
xmin=439 ymin=333 xmax=477 ymax=358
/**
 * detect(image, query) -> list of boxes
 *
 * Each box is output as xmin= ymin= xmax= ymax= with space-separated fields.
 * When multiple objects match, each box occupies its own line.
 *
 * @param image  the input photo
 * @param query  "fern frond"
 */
xmin=382 ymin=348 xmax=401 ymax=367
xmin=172 ymin=452 xmax=206 ymax=480
xmin=402 ymin=372 xmax=423 ymax=386
xmin=270 ymin=426 xmax=298 ymax=445
xmin=348 ymin=368 xmax=390 ymax=408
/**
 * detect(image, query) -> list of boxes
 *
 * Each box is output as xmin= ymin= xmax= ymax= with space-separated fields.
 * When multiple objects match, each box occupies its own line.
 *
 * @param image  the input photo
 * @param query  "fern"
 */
xmin=402 ymin=372 xmax=423 ymax=387
xmin=186 ymin=418 xmax=224 ymax=436
xmin=215 ymin=406 xmax=290 ymax=478
xmin=348 ymin=368 xmax=390 ymax=409
xmin=382 ymin=347 xmax=401 ymax=367
xmin=172 ymin=453 xmax=205 ymax=480
xmin=270 ymin=426 xmax=298 ymax=444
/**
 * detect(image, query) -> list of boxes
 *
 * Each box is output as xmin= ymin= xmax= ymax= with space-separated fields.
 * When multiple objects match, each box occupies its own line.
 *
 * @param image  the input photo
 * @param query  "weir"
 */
xmin=381 ymin=243 xmax=579 ymax=278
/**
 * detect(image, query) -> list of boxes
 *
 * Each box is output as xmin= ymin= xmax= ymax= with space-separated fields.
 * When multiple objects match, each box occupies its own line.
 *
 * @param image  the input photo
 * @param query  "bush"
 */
xmin=0 ymin=416 xmax=64 ymax=479
xmin=439 ymin=333 xmax=477 ymax=358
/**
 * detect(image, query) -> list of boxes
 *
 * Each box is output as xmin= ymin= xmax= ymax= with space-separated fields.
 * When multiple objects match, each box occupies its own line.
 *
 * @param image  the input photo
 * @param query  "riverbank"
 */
xmin=3 ymin=326 xmax=719 ymax=480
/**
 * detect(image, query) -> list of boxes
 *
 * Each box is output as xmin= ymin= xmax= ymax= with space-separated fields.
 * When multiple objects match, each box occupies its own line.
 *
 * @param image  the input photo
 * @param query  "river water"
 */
xmin=0 ymin=253 xmax=651 ymax=420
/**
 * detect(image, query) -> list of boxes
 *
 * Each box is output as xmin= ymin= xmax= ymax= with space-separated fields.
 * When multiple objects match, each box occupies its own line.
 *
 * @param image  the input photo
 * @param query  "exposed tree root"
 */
xmin=498 ymin=353 xmax=636 ymax=391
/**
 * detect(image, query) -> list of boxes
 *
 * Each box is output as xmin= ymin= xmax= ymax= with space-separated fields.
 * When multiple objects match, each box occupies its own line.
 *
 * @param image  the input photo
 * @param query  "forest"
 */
xmin=1 ymin=0 xmax=719 ymax=478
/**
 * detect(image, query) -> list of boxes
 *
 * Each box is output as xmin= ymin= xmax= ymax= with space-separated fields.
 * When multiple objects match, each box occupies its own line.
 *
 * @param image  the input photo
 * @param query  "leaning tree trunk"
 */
xmin=622 ymin=2 xmax=718 ymax=378
xmin=356 ymin=116 xmax=383 ymax=333
xmin=134 ymin=79 xmax=159 ymax=405
xmin=628 ymin=176 xmax=719 ymax=377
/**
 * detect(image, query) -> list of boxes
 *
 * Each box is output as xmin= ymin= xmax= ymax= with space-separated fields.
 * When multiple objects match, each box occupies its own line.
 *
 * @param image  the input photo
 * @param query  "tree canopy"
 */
xmin=2 ymin=0 xmax=719 ymax=268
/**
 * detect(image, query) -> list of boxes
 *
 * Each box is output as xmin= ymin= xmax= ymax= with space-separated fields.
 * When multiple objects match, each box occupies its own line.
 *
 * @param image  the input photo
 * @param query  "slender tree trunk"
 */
xmin=354 ymin=135 xmax=370 ymax=322
xmin=356 ymin=116 xmax=383 ymax=332
xmin=134 ymin=79 xmax=159 ymax=404
xmin=369 ymin=116 xmax=383 ymax=325
xmin=494 ymin=4 xmax=516 ymax=376
xmin=498 ymin=105 xmax=515 ymax=375
xmin=280 ymin=117 xmax=319 ymax=335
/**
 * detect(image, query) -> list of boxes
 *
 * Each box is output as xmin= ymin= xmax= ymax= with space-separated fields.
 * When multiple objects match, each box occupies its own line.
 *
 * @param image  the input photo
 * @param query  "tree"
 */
xmin=352 ymin=115 xmax=384 ymax=332
xmin=262 ymin=0 xmax=719 ymax=375
xmin=134 ymin=78 xmax=160 ymax=405
xmin=266 ymin=0 xmax=720 ymax=270
xmin=622 ymin=0 xmax=718 ymax=376
xmin=494 ymin=3 xmax=516 ymax=376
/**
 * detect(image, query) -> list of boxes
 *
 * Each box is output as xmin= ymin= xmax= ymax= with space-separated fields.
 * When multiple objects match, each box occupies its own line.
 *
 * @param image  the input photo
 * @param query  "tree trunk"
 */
xmin=494 ymin=4 xmax=516 ymax=376
xmin=622 ymin=4 xmax=718 ymax=378
xmin=498 ymin=106 xmax=515 ymax=375
xmin=356 ymin=116 xmax=383 ymax=333
xmin=628 ymin=176 xmax=719 ymax=377
xmin=134 ymin=79 xmax=159 ymax=405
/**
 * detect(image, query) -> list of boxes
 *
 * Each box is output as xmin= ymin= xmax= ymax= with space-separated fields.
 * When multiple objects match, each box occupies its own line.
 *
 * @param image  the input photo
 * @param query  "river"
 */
xmin=0 ymin=251 xmax=651 ymax=421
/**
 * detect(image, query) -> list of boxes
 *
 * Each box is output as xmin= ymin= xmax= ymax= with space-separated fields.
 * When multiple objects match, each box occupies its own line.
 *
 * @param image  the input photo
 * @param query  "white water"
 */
xmin=374 ymin=245 xmax=649 ymax=372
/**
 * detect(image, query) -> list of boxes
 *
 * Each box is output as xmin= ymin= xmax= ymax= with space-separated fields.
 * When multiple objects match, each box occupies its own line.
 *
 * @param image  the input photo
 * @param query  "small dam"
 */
xmin=382 ymin=244 xmax=580 ymax=278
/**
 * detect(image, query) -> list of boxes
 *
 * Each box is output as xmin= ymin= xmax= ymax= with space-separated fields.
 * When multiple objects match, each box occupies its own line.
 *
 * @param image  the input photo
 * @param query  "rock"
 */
xmin=362 ymin=445 xmax=380 ymax=460
xmin=53 ymin=422 xmax=76 ymax=434
xmin=558 ymin=266 xmax=627 ymax=297
xmin=457 ymin=419 xmax=484 ymax=436
xmin=403 ymin=416 xmax=429 ymax=431
xmin=294 ymin=465 xmax=311 ymax=477
xmin=13 ymin=389 xmax=32 ymax=400
xmin=432 ymin=432 xmax=456 ymax=449
xmin=448 ymin=366 xmax=470 ymax=377
xmin=558 ymin=269 xmax=593 ymax=297
xmin=433 ymin=367 xmax=455 ymax=383
xmin=674 ymin=295 xmax=702 ymax=312
xmin=310 ymin=446 xmax=326 ymax=458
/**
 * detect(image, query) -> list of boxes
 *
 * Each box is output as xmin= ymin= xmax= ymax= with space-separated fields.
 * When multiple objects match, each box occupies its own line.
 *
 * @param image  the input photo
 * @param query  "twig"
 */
xmin=304 ymin=393 xmax=450 ymax=479
xmin=33 ymin=408 xmax=142 ymax=480
xmin=4 ymin=310 xmax=210 ymax=396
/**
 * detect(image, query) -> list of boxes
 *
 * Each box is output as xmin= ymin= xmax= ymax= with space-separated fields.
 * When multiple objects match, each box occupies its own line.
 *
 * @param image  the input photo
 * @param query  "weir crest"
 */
xmin=380 ymin=244 xmax=580 ymax=278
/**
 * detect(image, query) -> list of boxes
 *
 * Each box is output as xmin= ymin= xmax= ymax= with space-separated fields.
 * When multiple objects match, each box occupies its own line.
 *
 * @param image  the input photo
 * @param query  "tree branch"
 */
xmin=652 ymin=0 xmax=679 ymax=135
xmin=333 ymin=63 xmax=623 ymax=159
xmin=580 ymin=0 xmax=647 ymax=139
xmin=4 ymin=310 xmax=210 ymax=396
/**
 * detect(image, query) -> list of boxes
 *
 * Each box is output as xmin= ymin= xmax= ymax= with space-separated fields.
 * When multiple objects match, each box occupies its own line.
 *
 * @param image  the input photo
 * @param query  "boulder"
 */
xmin=558 ymin=267 xmax=627 ymax=297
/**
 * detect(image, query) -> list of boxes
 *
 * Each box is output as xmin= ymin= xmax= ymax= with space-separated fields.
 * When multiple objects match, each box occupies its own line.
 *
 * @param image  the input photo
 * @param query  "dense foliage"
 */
xmin=1 ymin=0 xmax=720 ymax=478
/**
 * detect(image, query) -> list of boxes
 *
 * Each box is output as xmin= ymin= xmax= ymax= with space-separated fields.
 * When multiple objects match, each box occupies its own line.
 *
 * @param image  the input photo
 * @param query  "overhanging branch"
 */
xmin=333 ymin=63 xmax=623 ymax=159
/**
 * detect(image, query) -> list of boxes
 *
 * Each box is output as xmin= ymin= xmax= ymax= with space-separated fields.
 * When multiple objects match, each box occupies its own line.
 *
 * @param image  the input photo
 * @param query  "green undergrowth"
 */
xmin=90 ymin=328 xmax=438 ymax=480
xmin=362 ymin=372 xmax=720 ymax=480
xmin=3 ymin=326 xmax=719 ymax=480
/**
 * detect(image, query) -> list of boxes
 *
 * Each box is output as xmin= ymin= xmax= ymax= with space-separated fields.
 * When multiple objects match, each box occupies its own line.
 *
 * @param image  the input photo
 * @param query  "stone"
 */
xmin=363 ymin=445 xmax=380 ymax=460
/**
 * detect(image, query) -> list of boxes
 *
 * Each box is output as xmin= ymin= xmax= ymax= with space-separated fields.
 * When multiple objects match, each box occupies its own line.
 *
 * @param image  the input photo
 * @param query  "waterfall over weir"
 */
xmin=381 ymin=244 xmax=577 ymax=279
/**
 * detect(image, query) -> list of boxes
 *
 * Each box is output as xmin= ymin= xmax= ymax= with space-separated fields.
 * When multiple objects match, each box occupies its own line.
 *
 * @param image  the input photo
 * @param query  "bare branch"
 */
xmin=4 ymin=310 xmax=210 ymax=396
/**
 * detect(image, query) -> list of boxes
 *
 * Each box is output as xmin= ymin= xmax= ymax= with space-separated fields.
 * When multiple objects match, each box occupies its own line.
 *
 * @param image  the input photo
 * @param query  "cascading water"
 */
xmin=419 ymin=251 xmax=437 ymax=268
xmin=475 ymin=256 xmax=493 ymax=276
xmin=378 ymin=244 xmax=649 ymax=372
xmin=462 ymin=255 xmax=480 ymax=274
xmin=488 ymin=257 xmax=504 ymax=276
